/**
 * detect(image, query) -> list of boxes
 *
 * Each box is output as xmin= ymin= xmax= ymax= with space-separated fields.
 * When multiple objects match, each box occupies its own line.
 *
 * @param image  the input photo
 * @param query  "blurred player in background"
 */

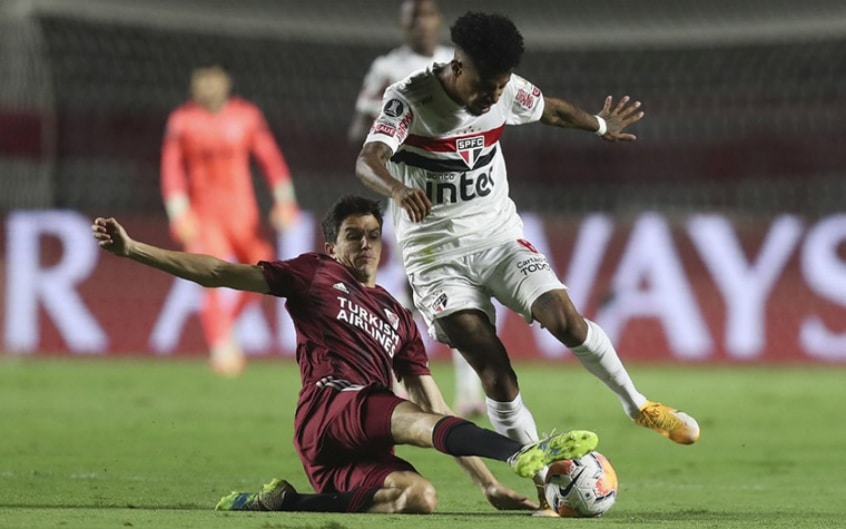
xmin=355 ymin=12 xmax=700 ymax=516
xmin=347 ymin=0 xmax=453 ymax=144
xmin=91 ymin=195 xmax=598 ymax=514
xmin=161 ymin=65 xmax=300 ymax=376
xmin=349 ymin=0 xmax=486 ymax=418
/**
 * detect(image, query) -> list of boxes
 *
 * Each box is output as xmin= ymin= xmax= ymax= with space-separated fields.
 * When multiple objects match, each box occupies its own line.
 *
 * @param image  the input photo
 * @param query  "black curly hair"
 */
xmin=321 ymin=195 xmax=384 ymax=243
xmin=450 ymin=12 xmax=524 ymax=76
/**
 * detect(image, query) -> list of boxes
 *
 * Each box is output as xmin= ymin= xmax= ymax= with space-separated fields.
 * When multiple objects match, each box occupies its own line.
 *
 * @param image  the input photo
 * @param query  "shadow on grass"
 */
xmin=0 ymin=504 xmax=534 ymax=516
xmin=605 ymin=509 xmax=836 ymax=524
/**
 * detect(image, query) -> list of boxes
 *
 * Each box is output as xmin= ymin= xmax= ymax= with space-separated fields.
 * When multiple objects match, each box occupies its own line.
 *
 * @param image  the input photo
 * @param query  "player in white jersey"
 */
xmin=355 ymin=12 xmax=701 ymax=517
xmin=348 ymin=0 xmax=454 ymax=144
xmin=349 ymin=0 xmax=486 ymax=418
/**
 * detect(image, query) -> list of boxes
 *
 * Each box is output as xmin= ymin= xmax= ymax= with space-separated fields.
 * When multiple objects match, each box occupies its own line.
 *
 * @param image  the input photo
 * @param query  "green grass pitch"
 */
xmin=1 ymin=357 xmax=844 ymax=529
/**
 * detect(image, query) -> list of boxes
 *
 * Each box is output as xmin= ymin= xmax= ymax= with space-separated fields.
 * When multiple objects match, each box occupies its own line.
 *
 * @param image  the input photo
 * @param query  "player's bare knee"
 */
xmin=438 ymin=310 xmax=493 ymax=348
xmin=405 ymin=481 xmax=438 ymax=514
xmin=394 ymin=480 xmax=437 ymax=514
xmin=382 ymin=473 xmax=438 ymax=514
xmin=477 ymin=364 xmax=517 ymax=391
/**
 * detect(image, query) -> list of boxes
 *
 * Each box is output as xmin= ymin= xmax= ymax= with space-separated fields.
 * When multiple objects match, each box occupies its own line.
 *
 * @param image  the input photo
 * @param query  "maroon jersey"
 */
xmin=260 ymin=253 xmax=431 ymax=493
xmin=260 ymin=253 xmax=430 ymax=389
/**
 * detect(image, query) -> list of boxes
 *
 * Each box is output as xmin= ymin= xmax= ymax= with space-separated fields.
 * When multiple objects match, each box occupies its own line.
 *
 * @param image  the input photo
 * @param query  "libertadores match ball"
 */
xmin=544 ymin=451 xmax=618 ymax=518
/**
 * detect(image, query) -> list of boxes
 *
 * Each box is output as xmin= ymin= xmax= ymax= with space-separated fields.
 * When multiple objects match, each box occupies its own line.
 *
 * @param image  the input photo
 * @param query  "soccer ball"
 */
xmin=543 ymin=451 xmax=618 ymax=518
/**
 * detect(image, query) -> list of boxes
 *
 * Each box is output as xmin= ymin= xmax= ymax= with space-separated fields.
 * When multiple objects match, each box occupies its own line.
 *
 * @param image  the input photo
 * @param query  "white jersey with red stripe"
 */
xmin=365 ymin=64 xmax=545 ymax=274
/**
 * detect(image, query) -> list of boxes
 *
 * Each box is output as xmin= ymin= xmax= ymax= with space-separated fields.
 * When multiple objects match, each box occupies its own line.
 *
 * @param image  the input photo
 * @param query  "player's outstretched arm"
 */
xmin=541 ymin=95 xmax=643 ymax=141
xmin=91 ymin=217 xmax=268 ymax=294
xmin=402 ymin=373 xmax=451 ymax=415
xmin=456 ymin=455 xmax=538 ymax=511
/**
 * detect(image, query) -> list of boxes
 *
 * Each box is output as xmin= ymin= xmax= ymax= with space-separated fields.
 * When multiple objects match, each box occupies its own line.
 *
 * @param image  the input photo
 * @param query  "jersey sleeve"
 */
xmin=392 ymin=310 xmax=432 ymax=382
xmin=505 ymin=74 xmax=545 ymax=126
xmin=354 ymin=56 xmax=392 ymax=118
xmin=363 ymin=84 xmax=414 ymax=154
xmin=160 ymin=109 xmax=187 ymax=200
xmin=259 ymin=254 xmax=319 ymax=298
xmin=246 ymin=104 xmax=292 ymax=188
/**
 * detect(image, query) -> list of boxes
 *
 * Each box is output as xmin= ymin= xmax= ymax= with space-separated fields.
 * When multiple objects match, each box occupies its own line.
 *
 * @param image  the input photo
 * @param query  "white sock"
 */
xmin=486 ymin=393 xmax=539 ymax=444
xmin=486 ymin=394 xmax=539 ymax=469
xmin=569 ymin=319 xmax=647 ymax=418
xmin=452 ymin=349 xmax=484 ymax=406
xmin=486 ymin=394 xmax=547 ymax=484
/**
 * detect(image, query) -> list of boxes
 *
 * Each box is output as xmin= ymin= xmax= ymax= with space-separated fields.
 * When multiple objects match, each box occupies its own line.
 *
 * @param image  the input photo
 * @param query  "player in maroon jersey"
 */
xmin=91 ymin=195 xmax=597 ymax=514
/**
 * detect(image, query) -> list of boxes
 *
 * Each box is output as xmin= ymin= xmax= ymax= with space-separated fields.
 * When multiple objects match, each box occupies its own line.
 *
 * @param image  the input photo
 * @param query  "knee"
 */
xmin=476 ymin=363 xmax=517 ymax=389
xmin=437 ymin=311 xmax=493 ymax=348
xmin=533 ymin=293 xmax=586 ymax=346
xmin=400 ymin=481 xmax=438 ymax=514
xmin=546 ymin=313 xmax=583 ymax=341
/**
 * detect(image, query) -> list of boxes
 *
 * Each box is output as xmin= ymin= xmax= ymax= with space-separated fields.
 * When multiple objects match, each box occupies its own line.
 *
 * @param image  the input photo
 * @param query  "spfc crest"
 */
xmin=456 ymin=135 xmax=484 ymax=169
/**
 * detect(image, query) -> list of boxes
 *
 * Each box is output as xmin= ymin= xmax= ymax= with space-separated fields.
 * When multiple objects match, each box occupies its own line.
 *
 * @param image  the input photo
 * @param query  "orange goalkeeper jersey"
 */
xmin=161 ymin=97 xmax=291 ymax=224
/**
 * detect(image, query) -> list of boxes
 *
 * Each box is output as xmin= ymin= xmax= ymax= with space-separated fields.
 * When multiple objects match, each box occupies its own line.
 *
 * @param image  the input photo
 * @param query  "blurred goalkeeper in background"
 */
xmin=160 ymin=64 xmax=300 ymax=376
xmin=91 ymin=195 xmax=599 ymax=514
xmin=349 ymin=0 xmax=487 ymax=418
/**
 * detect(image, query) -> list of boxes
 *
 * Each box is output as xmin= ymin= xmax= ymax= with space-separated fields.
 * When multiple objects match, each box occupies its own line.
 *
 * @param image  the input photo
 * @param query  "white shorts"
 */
xmin=408 ymin=239 xmax=567 ymax=343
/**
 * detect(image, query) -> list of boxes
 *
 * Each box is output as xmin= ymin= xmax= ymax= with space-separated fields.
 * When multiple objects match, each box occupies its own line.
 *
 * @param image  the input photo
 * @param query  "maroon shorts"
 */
xmin=294 ymin=383 xmax=417 ymax=493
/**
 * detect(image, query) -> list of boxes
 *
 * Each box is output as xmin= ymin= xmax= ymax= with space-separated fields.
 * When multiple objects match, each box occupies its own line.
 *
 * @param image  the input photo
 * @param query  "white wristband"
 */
xmin=273 ymin=180 xmax=297 ymax=203
xmin=594 ymin=115 xmax=607 ymax=136
xmin=164 ymin=193 xmax=190 ymax=222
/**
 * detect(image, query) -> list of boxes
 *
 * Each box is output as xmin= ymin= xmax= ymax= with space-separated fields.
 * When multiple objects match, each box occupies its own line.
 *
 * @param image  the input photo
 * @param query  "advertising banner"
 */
xmin=2 ymin=210 xmax=844 ymax=363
